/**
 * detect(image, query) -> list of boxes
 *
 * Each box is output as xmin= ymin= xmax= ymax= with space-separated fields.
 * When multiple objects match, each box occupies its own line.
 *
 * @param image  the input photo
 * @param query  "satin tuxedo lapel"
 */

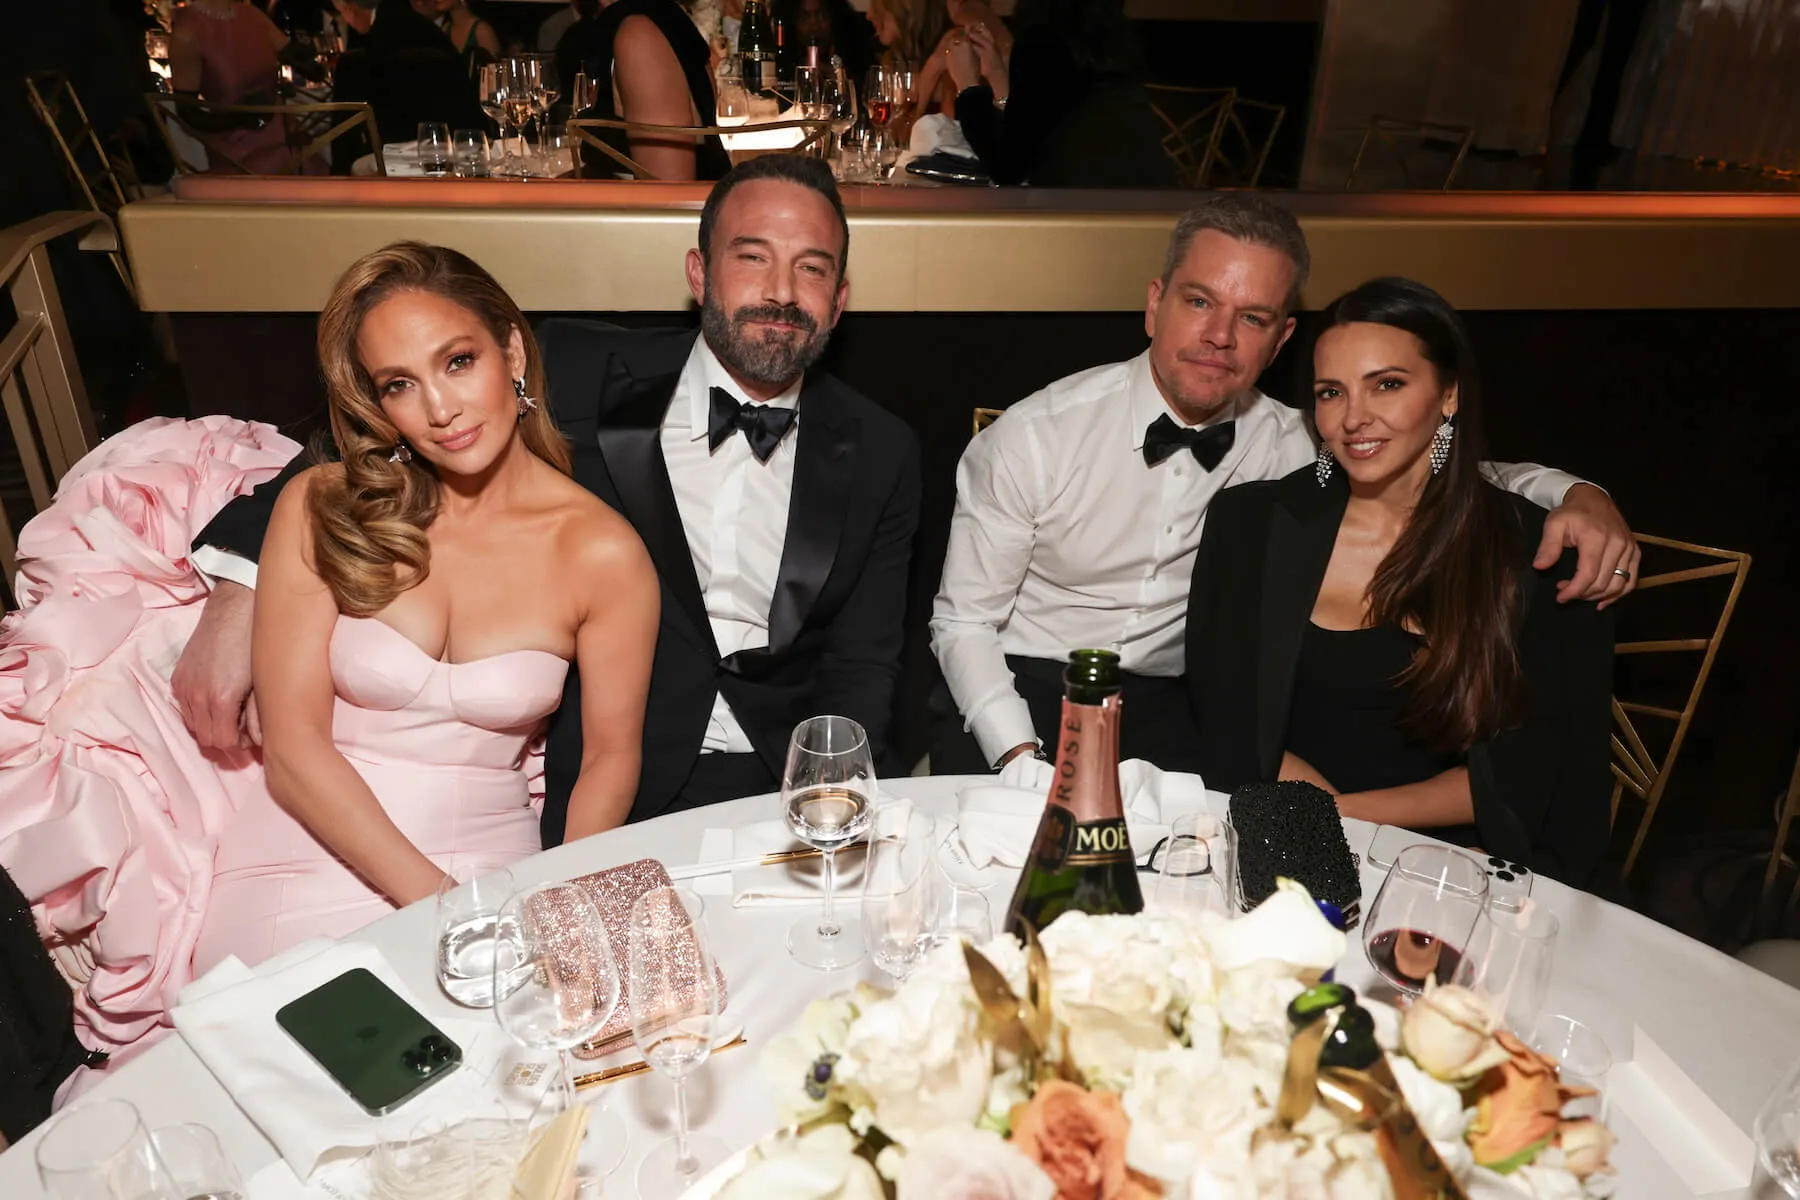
xmin=592 ymin=361 xmax=714 ymax=650
xmin=1255 ymin=479 xmax=1348 ymax=774
xmin=728 ymin=379 xmax=858 ymax=669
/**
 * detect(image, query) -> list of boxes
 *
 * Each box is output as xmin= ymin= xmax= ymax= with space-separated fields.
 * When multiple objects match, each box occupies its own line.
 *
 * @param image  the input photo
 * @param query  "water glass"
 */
xmin=1755 ymin=1056 xmax=1800 ymax=1196
xmin=1451 ymin=899 xmax=1559 ymax=1029
xmin=416 ymin=122 xmax=451 ymax=176
xmin=436 ymin=868 xmax=512 ymax=1006
xmin=569 ymin=71 xmax=598 ymax=114
xmin=150 ymin=1124 xmax=243 ymax=1200
xmin=1148 ymin=812 xmax=1237 ymax=919
xmin=450 ymin=129 xmax=490 ymax=178
xmin=629 ymin=887 xmax=729 ymax=1199
xmin=862 ymin=834 xmax=938 ymax=982
xmin=782 ymin=715 xmax=876 ymax=971
xmin=1362 ymin=845 xmax=1489 ymax=997
xmin=932 ymin=882 xmax=993 ymax=948
xmin=1528 ymin=1013 xmax=1611 ymax=1120
xmin=35 ymin=1100 xmax=178 ymax=1200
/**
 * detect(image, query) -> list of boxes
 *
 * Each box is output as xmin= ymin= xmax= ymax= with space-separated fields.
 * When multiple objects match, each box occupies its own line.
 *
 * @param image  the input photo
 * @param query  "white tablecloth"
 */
xmin=3 ymin=776 xmax=1798 ymax=1197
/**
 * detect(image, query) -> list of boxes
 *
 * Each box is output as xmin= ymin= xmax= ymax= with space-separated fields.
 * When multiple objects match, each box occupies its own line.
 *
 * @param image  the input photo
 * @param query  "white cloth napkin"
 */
xmin=172 ymin=939 xmax=543 ymax=1180
xmin=956 ymin=758 xmax=1211 ymax=870
xmin=695 ymin=800 xmax=918 ymax=908
xmin=908 ymin=113 xmax=978 ymax=161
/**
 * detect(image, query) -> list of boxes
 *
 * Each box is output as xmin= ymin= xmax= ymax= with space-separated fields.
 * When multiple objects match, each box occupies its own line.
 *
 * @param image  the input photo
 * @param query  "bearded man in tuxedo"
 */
xmin=175 ymin=153 xmax=921 ymax=842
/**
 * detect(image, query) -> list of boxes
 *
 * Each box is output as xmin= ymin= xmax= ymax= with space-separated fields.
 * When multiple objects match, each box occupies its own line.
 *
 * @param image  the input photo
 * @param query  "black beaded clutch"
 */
xmin=1229 ymin=781 xmax=1363 ymax=928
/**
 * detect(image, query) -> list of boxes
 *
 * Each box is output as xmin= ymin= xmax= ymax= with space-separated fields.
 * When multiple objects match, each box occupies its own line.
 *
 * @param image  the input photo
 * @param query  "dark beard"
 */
xmin=701 ymin=292 xmax=831 ymax=388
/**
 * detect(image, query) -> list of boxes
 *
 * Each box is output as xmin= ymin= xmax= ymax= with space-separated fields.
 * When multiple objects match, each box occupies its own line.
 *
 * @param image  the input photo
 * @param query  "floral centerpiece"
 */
xmin=711 ymin=882 xmax=1615 ymax=1200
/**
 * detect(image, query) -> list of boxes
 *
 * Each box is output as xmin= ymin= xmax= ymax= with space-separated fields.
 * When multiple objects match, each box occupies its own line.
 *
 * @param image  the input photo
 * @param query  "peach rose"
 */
xmin=1466 ymin=1032 xmax=1594 ymax=1171
xmin=1007 ymin=1081 xmax=1159 ymax=1200
xmin=1557 ymin=1118 xmax=1616 ymax=1179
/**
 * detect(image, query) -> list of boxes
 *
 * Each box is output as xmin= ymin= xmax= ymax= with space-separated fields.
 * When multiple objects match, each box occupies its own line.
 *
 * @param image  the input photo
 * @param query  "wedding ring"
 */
xmin=1612 ymin=568 xmax=1631 ymax=579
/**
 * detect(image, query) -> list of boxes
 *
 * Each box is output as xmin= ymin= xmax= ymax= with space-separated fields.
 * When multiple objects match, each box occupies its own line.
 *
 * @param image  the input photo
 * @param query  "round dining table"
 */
xmin=4 ymin=775 xmax=1798 ymax=1199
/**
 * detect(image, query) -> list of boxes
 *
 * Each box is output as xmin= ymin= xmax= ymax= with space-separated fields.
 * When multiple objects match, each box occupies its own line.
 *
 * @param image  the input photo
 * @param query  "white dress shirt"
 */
xmin=665 ymin=337 xmax=801 ymax=754
xmin=930 ymin=349 xmax=1581 ymax=764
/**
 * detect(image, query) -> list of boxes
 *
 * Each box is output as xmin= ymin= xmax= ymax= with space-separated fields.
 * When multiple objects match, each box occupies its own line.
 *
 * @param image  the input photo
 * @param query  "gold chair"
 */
xmin=972 ymin=407 xmax=1004 ymax=437
xmin=24 ymin=73 xmax=142 ymax=218
xmin=1144 ymin=85 xmax=1235 ymax=189
xmin=568 ymin=117 xmax=834 ymax=181
xmin=1765 ymin=744 xmax=1800 ymax=917
xmin=1343 ymin=115 xmax=1474 ymax=191
xmin=1210 ymin=96 xmax=1286 ymax=189
xmin=1609 ymin=534 xmax=1751 ymax=878
xmin=145 ymin=95 xmax=384 ymax=176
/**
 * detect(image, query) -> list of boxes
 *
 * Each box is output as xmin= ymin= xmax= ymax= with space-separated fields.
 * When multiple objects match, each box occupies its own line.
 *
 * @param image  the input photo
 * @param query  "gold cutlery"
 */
xmin=572 ymin=1034 xmax=747 ymax=1090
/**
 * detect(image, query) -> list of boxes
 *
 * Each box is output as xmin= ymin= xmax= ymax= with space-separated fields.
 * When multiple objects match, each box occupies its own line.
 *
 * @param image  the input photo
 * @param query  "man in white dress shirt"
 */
xmin=929 ymin=193 xmax=1638 ymax=773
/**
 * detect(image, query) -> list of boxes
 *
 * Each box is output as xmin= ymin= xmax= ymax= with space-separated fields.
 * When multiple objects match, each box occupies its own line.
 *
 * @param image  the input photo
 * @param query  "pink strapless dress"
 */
xmin=194 ymin=617 xmax=564 ymax=971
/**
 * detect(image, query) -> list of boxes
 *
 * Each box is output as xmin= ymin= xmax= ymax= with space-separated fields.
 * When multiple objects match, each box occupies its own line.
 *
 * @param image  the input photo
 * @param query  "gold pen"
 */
xmin=667 ymin=840 xmax=867 ymax=881
xmin=572 ymin=1035 xmax=748 ymax=1090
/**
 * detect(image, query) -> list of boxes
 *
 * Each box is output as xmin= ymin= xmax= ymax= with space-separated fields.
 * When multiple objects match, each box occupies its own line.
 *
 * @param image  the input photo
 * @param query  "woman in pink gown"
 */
xmin=0 ymin=243 xmax=659 ymax=1080
xmin=171 ymin=0 xmax=313 ymax=174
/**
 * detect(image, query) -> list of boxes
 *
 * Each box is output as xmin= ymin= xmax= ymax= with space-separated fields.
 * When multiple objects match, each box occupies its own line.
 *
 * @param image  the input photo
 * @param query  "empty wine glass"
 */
xmin=862 ymin=834 xmax=938 ymax=982
xmin=436 ymin=868 xmax=512 ymax=1006
xmin=823 ymin=67 xmax=856 ymax=157
xmin=149 ymin=1124 xmax=244 ymax=1200
xmin=479 ymin=62 xmax=510 ymax=161
xmin=1528 ymin=1013 xmax=1611 ymax=1121
xmin=1756 ymin=1056 xmax=1800 ymax=1195
xmin=1452 ymin=898 xmax=1559 ymax=1030
xmin=35 ymin=1100 xmax=178 ymax=1200
xmin=492 ymin=882 xmax=628 ymax=1180
xmin=451 ymin=129 xmax=491 ymax=179
xmin=782 ymin=715 xmax=876 ymax=970
xmin=1362 ymin=845 xmax=1489 ymax=997
xmin=416 ymin=122 xmax=451 ymax=177
xmin=629 ymin=886 xmax=729 ymax=1199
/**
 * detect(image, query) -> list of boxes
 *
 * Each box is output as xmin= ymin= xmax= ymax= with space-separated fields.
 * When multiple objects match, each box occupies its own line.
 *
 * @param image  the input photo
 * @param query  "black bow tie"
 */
xmin=1142 ymin=413 xmax=1236 ymax=471
xmin=708 ymin=387 xmax=797 ymax=463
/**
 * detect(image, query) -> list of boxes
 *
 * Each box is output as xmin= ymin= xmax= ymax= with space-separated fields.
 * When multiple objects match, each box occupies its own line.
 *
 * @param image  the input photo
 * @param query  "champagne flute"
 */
xmin=782 ymin=714 xmax=875 ymax=970
xmin=35 ymin=1100 xmax=179 ymax=1200
xmin=862 ymin=834 xmax=938 ymax=982
xmin=492 ymin=883 xmax=629 ymax=1180
xmin=1362 ymin=845 xmax=1489 ymax=997
xmin=629 ymin=887 xmax=729 ymax=1199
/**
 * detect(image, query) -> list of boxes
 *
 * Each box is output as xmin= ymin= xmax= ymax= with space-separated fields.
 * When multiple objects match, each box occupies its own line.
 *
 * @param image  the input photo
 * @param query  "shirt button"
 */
xmin=1164 ymin=525 xmax=1174 ymax=534
xmin=1174 ymin=466 xmax=1184 ymax=477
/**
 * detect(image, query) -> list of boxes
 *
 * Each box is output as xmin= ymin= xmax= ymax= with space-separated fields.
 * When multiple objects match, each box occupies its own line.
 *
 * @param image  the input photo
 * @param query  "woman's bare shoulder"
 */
xmin=541 ymin=473 xmax=653 ymax=575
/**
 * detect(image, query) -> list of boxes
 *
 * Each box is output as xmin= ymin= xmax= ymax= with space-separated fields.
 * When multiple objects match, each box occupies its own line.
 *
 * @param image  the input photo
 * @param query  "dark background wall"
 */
xmin=171 ymin=305 xmax=1800 ymax=877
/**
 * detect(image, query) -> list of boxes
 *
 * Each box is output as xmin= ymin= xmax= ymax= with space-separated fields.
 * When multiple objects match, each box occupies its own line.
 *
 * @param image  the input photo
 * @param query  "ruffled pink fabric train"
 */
xmin=0 ymin=417 xmax=301 ymax=1066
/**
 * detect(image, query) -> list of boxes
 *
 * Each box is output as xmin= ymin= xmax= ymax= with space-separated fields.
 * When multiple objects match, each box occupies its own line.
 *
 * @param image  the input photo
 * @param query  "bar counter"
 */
xmin=121 ymin=177 xmax=1800 ymax=313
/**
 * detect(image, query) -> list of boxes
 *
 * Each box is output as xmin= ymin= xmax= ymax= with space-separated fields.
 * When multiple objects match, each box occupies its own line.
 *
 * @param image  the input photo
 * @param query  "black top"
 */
xmin=1185 ymin=468 xmax=1615 ymax=885
xmin=952 ymin=24 xmax=1176 ymax=188
xmin=1287 ymin=622 xmax=1476 ymax=847
xmin=556 ymin=0 xmax=730 ymax=180
xmin=331 ymin=0 xmax=481 ymax=172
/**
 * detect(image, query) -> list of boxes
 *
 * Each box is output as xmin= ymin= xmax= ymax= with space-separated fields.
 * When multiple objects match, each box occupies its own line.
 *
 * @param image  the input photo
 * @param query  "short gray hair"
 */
xmin=1160 ymin=194 xmax=1310 ymax=313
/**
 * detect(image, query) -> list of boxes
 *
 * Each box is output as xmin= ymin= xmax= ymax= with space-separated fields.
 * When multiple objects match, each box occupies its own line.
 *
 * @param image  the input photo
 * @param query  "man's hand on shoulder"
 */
xmin=1537 ymin=482 xmax=1639 ymax=609
xmin=172 ymin=580 xmax=259 ymax=749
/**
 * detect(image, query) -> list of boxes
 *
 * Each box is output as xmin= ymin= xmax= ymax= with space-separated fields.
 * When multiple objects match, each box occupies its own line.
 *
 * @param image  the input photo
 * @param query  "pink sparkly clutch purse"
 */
xmin=564 ymin=858 xmax=729 ymax=1060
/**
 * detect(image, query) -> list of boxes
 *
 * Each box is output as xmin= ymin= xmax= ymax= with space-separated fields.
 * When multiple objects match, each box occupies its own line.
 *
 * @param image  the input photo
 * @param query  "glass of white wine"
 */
xmin=782 ymin=714 xmax=875 ymax=970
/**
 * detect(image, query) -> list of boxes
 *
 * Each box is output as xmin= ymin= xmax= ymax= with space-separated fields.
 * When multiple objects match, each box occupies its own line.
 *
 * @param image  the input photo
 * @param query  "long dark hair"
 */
xmin=1013 ymin=0 xmax=1138 ymax=75
xmin=1316 ymin=277 xmax=1527 ymax=751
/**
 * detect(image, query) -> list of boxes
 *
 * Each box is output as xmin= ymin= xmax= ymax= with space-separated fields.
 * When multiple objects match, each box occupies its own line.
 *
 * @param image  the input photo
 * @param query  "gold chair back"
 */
xmin=568 ymin=117 xmax=834 ymax=180
xmin=145 ymin=95 xmax=385 ymax=176
xmin=1610 ymin=533 xmax=1751 ymax=878
xmin=1144 ymin=85 xmax=1234 ymax=189
xmin=24 ymin=73 xmax=140 ymax=217
xmin=1343 ymin=115 xmax=1474 ymax=191
xmin=972 ymin=407 xmax=1004 ymax=437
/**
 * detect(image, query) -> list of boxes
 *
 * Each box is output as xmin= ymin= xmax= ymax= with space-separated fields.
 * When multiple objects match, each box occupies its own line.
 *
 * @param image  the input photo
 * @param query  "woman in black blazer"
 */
xmin=1185 ymin=278 xmax=1615 ymax=885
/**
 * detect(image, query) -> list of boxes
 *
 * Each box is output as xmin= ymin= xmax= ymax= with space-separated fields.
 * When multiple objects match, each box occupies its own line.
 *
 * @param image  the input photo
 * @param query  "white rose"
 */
xmin=1401 ymin=981 xmax=1512 ymax=1084
xmin=1388 ymin=1053 xmax=1473 ymax=1177
xmin=1122 ymin=1046 xmax=1263 ymax=1185
xmin=835 ymin=966 xmax=993 ymax=1148
xmin=1215 ymin=961 xmax=1307 ymax=1046
xmin=761 ymin=992 xmax=863 ymax=1126
xmin=1203 ymin=879 xmax=1346 ymax=974
xmin=895 ymin=1127 xmax=1055 ymax=1200
xmin=716 ymin=1125 xmax=885 ymax=1200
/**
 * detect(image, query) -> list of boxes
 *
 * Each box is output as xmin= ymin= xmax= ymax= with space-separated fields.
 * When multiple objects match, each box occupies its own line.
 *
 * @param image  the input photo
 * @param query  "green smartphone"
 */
xmin=275 ymin=967 xmax=463 ymax=1115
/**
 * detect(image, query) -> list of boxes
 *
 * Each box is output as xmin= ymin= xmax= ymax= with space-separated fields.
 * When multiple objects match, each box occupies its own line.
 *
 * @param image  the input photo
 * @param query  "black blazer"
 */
xmin=1185 ymin=467 xmax=1615 ymax=885
xmin=194 ymin=322 xmax=922 ymax=841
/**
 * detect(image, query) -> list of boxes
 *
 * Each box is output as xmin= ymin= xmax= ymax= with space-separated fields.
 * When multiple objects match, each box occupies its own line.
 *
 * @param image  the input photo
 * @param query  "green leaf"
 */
xmin=1480 ymin=1134 xmax=1554 ymax=1175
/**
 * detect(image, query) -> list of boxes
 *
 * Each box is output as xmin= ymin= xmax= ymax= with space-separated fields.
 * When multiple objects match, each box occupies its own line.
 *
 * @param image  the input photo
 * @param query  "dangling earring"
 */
xmin=1315 ymin=443 xmax=1335 ymax=487
xmin=514 ymin=377 xmax=538 ymax=418
xmin=1429 ymin=417 xmax=1455 ymax=475
xmin=389 ymin=440 xmax=412 ymax=464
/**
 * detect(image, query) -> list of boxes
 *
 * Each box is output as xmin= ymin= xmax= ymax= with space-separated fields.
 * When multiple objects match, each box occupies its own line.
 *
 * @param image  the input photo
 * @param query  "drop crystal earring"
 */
xmin=514 ymin=377 xmax=537 ymax=417
xmin=389 ymin=440 xmax=412 ymax=464
xmin=1315 ymin=443 xmax=1335 ymax=487
xmin=1429 ymin=417 xmax=1455 ymax=475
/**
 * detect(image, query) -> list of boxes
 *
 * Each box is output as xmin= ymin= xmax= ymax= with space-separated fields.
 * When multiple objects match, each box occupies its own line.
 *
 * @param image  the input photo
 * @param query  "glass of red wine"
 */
xmin=1362 ymin=845 xmax=1489 ymax=997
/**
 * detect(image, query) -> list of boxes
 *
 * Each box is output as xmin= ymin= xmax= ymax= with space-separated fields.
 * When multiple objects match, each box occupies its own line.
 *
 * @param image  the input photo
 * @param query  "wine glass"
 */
xmin=782 ymin=714 xmax=876 ymax=970
xmin=932 ymin=882 xmax=993 ymax=947
xmin=863 ymin=65 xmax=896 ymax=138
xmin=1528 ymin=1013 xmax=1611 ymax=1121
xmin=1451 ymin=899 xmax=1559 ymax=1030
xmin=436 ymin=868 xmax=512 ymax=1006
xmin=862 ymin=834 xmax=938 ymax=982
xmin=629 ymin=886 xmax=729 ymax=1199
xmin=492 ymin=882 xmax=628 ymax=1180
xmin=416 ymin=122 xmax=451 ymax=176
xmin=1362 ymin=845 xmax=1489 ymax=997
xmin=149 ymin=1125 xmax=244 ymax=1200
xmin=479 ymin=62 xmax=510 ymax=162
xmin=530 ymin=53 xmax=560 ymax=140
xmin=1756 ymin=1057 xmax=1800 ymax=1195
xmin=502 ymin=56 xmax=540 ymax=167
xmin=35 ymin=1100 xmax=179 ymax=1200
xmin=569 ymin=70 xmax=598 ymax=116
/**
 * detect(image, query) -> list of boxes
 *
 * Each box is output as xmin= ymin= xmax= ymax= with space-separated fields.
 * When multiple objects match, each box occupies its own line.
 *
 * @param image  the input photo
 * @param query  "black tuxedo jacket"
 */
xmin=1184 ymin=467 xmax=1614 ymax=885
xmin=193 ymin=322 xmax=921 ymax=842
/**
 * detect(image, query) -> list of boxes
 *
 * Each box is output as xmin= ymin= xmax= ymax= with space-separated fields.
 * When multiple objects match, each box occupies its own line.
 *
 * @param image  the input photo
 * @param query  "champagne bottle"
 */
xmin=738 ymin=0 xmax=776 ymax=95
xmin=1003 ymin=649 xmax=1144 ymax=941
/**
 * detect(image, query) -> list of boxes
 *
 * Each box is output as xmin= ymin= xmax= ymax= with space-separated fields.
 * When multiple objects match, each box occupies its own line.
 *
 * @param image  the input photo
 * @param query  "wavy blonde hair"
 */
xmin=869 ymin=0 xmax=949 ymax=67
xmin=310 ymin=241 xmax=571 ymax=616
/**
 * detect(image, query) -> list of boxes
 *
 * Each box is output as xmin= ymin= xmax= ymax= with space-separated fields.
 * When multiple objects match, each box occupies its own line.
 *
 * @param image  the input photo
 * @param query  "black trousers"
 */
xmin=931 ymin=655 xmax=1204 ymax=775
